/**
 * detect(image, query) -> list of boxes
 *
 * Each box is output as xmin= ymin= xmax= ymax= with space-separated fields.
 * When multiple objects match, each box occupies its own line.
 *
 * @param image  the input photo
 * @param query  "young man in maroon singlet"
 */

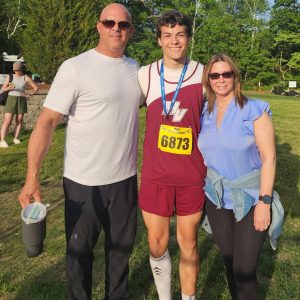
xmin=138 ymin=10 xmax=206 ymax=300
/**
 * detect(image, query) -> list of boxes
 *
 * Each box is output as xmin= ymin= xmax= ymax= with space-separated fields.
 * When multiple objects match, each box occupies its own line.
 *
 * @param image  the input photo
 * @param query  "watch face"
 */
xmin=259 ymin=195 xmax=273 ymax=204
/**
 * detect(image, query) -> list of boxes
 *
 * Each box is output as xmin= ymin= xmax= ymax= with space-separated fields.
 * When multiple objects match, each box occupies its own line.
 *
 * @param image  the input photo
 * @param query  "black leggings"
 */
xmin=205 ymin=200 xmax=267 ymax=300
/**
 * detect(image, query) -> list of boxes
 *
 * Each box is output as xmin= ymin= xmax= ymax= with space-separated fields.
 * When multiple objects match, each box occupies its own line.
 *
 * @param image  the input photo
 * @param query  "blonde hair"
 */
xmin=203 ymin=53 xmax=247 ymax=113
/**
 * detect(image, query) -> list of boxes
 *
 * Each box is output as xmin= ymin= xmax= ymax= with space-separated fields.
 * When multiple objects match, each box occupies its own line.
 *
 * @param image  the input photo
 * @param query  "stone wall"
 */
xmin=0 ymin=91 xmax=48 ymax=132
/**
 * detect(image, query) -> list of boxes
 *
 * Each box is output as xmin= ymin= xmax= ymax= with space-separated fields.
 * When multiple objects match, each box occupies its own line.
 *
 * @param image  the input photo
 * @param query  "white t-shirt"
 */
xmin=44 ymin=49 xmax=141 ymax=186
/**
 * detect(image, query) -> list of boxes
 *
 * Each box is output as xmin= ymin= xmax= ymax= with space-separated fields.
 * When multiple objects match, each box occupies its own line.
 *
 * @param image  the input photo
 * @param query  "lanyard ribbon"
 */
xmin=160 ymin=59 xmax=188 ymax=117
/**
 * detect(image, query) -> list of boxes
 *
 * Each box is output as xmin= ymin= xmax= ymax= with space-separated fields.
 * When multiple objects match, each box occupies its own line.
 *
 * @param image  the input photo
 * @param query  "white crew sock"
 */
xmin=149 ymin=249 xmax=172 ymax=300
xmin=182 ymin=293 xmax=195 ymax=300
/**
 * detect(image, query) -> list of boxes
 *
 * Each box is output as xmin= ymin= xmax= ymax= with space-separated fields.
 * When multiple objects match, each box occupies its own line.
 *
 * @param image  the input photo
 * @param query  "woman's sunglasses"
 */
xmin=99 ymin=19 xmax=131 ymax=31
xmin=208 ymin=71 xmax=234 ymax=80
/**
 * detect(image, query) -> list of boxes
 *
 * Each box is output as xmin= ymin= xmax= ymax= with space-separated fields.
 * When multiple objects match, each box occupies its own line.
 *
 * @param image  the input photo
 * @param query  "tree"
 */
xmin=288 ymin=52 xmax=300 ymax=75
xmin=5 ymin=0 xmax=295 ymax=87
xmin=274 ymin=33 xmax=300 ymax=78
xmin=119 ymin=0 xmax=163 ymax=65
xmin=0 ymin=0 xmax=23 ymax=55
xmin=119 ymin=0 xmax=209 ymax=65
xmin=269 ymin=0 xmax=300 ymax=80
xmin=235 ymin=0 xmax=270 ymax=80
xmin=19 ymin=0 xmax=101 ymax=81
xmin=270 ymin=0 xmax=300 ymax=33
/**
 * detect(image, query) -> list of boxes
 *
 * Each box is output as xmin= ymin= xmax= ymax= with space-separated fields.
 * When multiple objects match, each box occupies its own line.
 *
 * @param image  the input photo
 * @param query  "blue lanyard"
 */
xmin=160 ymin=59 xmax=188 ymax=117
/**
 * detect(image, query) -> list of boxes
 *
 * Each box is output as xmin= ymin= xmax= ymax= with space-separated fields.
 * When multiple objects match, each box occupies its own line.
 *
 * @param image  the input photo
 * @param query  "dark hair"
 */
xmin=203 ymin=53 xmax=248 ymax=113
xmin=157 ymin=10 xmax=192 ymax=38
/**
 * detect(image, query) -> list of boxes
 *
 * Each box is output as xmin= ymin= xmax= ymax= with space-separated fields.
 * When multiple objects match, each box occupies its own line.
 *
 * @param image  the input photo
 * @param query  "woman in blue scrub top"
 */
xmin=198 ymin=53 xmax=276 ymax=300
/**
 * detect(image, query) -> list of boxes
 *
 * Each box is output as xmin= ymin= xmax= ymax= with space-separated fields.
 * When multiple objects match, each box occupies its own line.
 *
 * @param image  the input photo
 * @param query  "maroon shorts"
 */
xmin=139 ymin=182 xmax=205 ymax=217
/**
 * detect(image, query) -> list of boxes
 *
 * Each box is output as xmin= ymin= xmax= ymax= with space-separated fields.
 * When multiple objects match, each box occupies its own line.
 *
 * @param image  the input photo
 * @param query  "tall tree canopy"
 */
xmin=1 ymin=0 xmax=299 ymax=87
xmin=270 ymin=0 xmax=300 ymax=80
xmin=18 ymin=0 xmax=103 ymax=81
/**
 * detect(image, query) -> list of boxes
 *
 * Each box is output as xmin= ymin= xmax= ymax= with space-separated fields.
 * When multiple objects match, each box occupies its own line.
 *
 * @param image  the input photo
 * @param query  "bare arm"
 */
xmin=25 ymin=75 xmax=39 ymax=96
xmin=138 ymin=66 xmax=148 ymax=107
xmin=18 ymin=107 xmax=64 ymax=208
xmin=253 ymin=112 xmax=276 ymax=231
xmin=1 ymin=75 xmax=14 ymax=91
xmin=1 ymin=84 xmax=14 ymax=92
xmin=2 ymin=75 xmax=10 ymax=89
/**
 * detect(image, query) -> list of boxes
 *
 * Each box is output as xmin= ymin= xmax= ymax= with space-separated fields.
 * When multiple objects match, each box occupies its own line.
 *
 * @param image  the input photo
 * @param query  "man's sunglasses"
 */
xmin=13 ymin=69 xmax=21 ymax=72
xmin=99 ymin=19 xmax=131 ymax=31
xmin=208 ymin=71 xmax=234 ymax=80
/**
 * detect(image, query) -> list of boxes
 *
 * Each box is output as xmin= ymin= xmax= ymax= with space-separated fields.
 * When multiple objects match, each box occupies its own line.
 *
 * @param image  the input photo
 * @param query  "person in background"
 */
xmin=198 ymin=53 xmax=283 ymax=300
xmin=18 ymin=3 xmax=141 ymax=299
xmin=0 ymin=61 xmax=38 ymax=147
xmin=138 ymin=10 xmax=206 ymax=300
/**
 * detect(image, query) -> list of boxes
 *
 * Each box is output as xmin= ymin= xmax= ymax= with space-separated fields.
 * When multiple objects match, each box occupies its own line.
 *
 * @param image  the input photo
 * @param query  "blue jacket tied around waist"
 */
xmin=202 ymin=168 xmax=284 ymax=250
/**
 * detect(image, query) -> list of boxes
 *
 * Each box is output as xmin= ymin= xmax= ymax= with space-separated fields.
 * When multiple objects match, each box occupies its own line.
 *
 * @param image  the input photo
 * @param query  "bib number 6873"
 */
xmin=158 ymin=125 xmax=192 ymax=155
xmin=160 ymin=135 xmax=190 ymax=150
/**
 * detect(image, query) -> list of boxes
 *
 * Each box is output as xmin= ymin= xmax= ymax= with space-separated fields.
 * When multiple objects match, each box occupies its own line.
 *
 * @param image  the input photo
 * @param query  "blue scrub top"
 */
xmin=198 ymin=98 xmax=272 ymax=209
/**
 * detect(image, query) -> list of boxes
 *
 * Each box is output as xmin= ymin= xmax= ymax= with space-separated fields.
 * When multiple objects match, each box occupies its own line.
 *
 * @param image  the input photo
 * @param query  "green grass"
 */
xmin=0 ymin=94 xmax=299 ymax=299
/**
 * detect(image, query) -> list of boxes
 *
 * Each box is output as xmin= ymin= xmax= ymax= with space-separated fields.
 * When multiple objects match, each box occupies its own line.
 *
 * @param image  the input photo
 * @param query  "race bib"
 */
xmin=158 ymin=124 xmax=192 ymax=155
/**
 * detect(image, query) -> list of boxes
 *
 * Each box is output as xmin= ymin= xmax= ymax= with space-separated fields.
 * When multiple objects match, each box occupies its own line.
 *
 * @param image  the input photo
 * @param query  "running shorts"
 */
xmin=139 ymin=182 xmax=205 ymax=217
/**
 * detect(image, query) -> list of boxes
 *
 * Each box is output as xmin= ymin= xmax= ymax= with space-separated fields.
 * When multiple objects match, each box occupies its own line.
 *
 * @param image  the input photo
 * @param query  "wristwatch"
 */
xmin=259 ymin=194 xmax=273 ymax=204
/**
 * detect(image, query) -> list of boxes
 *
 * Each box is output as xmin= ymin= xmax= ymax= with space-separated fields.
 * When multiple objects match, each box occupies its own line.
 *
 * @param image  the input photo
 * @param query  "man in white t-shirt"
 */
xmin=18 ymin=3 xmax=141 ymax=299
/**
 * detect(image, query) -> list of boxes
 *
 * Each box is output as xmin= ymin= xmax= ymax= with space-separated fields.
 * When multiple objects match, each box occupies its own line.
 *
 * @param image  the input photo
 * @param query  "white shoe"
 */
xmin=0 ymin=140 xmax=9 ymax=148
xmin=13 ymin=138 xmax=21 ymax=144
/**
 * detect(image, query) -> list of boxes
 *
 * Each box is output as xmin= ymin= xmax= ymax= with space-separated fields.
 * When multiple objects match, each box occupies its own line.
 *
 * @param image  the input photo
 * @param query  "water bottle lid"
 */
xmin=21 ymin=202 xmax=47 ymax=224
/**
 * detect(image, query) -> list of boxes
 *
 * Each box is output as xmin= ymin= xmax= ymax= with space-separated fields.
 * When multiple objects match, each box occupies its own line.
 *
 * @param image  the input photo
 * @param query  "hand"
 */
xmin=18 ymin=180 xmax=42 ymax=208
xmin=8 ymin=83 xmax=15 ymax=90
xmin=2 ymin=84 xmax=14 ymax=92
xmin=254 ymin=201 xmax=271 ymax=231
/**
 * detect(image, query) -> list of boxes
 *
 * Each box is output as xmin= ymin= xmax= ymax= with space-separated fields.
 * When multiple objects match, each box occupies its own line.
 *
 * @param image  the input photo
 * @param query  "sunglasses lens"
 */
xmin=222 ymin=71 xmax=234 ymax=78
xmin=208 ymin=73 xmax=220 ymax=80
xmin=208 ymin=71 xmax=234 ymax=80
xmin=101 ymin=20 xmax=116 ymax=28
xmin=118 ymin=21 xmax=131 ymax=30
xmin=100 ymin=20 xmax=131 ymax=30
